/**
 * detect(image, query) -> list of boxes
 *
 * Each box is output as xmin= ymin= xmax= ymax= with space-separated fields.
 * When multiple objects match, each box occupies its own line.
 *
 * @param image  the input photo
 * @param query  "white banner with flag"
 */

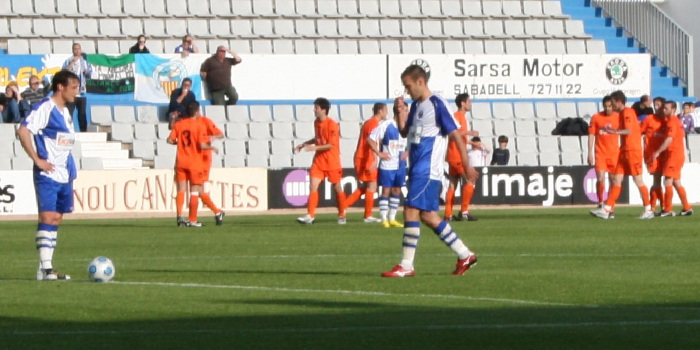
xmin=133 ymin=54 xmax=206 ymax=103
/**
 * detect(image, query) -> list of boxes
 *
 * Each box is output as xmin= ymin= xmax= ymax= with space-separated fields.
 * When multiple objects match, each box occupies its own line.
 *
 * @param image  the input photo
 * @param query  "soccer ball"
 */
xmin=87 ymin=257 xmax=115 ymax=283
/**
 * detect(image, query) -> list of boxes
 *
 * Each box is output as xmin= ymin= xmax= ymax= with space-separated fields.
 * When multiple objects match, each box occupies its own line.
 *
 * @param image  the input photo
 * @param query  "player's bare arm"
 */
xmin=295 ymin=138 xmax=316 ymax=153
xmin=367 ymin=137 xmax=390 ymax=161
xmin=17 ymin=125 xmax=54 ymax=172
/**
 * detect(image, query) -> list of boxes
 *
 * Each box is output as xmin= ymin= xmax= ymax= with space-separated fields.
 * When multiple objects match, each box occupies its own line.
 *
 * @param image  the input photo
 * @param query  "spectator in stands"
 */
xmin=129 ymin=35 xmax=150 ymax=54
xmin=174 ymin=35 xmax=199 ymax=56
xmin=21 ymin=75 xmax=50 ymax=108
xmin=167 ymin=78 xmax=196 ymax=126
xmin=679 ymin=102 xmax=695 ymax=134
xmin=1 ymin=81 xmax=26 ymax=123
xmin=632 ymin=95 xmax=654 ymax=119
xmin=62 ymin=43 xmax=92 ymax=132
xmin=468 ymin=136 xmax=490 ymax=167
xmin=490 ymin=135 xmax=510 ymax=165
xmin=200 ymin=46 xmax=242 ymax=106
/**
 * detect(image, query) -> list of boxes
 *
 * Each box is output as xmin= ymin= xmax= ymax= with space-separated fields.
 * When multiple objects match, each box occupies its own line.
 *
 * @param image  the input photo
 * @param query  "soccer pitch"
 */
xmin=1 ymin=207 xmax=699 ymax=349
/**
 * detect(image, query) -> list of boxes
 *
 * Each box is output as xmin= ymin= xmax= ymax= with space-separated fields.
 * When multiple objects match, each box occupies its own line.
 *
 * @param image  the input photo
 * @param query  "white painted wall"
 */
xmin=656 ymin=0 xmax=700 ymax=100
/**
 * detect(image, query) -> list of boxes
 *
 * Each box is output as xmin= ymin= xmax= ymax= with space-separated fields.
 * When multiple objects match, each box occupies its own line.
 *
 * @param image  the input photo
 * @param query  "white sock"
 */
xmin=400 ymin=223 xmax=420 ymax=269
xmin=389 ymin=195 xmax=400 ymax=221
xmin=379 ymin=197 xmax=389 ymax=221
xmin=36 ymin=228 xmax=57 ymax=271
xmin=434 ymin=221 xmax=471 ymax=259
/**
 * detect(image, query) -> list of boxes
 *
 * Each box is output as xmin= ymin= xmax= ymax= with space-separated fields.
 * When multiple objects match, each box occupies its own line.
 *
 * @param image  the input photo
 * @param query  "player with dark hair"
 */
xmin=345 ymin=102 xmax=386 ymax=222
xmin=168 ymin=101 xmax=218 ymax=227
xmin=368 ymin=97 xmax=408 ymax=228
xmin=17 ymin=70 xmax=81 ymax=280
xmin=382 ymin=65 xmax=478 ymax=277
xmin=444 ymin=92 xmax=480 ymax=222
xmin=587 ymin=95 xmax=620 ymax=209
xmin=591 ymin=90 xmax=653 ymax=219
xmin=640 ymin=97 xmax=666 ymax=213
xmin=296 ymin=98 xmax=347 ymax=224
xmin=652 ymin=101 xmax=693 ymax=216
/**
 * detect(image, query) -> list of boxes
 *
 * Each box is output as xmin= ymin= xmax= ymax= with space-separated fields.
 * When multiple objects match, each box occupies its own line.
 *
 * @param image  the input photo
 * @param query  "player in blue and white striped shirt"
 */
xmin=368 ymin=98 xmax=409 ymax=228
xmin=17 ymin=70 xmax=80 ymax=281
xmin=381 ymin=65 xmax=479 ymax=278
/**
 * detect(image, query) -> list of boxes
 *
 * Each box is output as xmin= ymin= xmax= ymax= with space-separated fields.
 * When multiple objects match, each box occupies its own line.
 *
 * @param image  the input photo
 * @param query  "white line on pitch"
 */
xmin=114 ymin=280 xmax=576 ymax=307
xmin=5 ymin=319 xmax=700 ymax=336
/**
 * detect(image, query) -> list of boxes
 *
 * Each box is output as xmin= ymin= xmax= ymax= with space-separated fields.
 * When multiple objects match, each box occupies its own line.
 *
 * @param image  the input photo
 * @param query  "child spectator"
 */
xmin=680 ymin=102 xmax=695 ymax=134
xmin=490 ymin=135 xmax=510 ymax=165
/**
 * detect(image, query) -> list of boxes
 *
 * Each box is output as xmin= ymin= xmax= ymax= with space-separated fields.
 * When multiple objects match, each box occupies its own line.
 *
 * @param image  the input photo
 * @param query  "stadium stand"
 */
xmin=0 ymin=0 xmax=695 ymax=170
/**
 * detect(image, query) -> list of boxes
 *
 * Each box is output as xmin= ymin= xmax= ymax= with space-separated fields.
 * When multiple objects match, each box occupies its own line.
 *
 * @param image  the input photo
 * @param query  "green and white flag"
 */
xmin=85 ymin=54 xmax=136 ymax=94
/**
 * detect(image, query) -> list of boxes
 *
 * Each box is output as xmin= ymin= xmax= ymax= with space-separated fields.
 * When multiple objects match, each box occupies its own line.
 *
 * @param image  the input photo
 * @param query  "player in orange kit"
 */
xmin=639 ymin=97 xmax=667 ymax=214
xmin=587 ymin=95 xmax=620 ymax=210
xmin=444 ymin=93 xmax=480 ymax=221
xmin=295 ymin=97 xmax=347 ymax=224
xmin=651 ymin=101 xmax=693 ymax=216
xmin=591 ymin=90 xmax=654 ymax=219
xmin=345 ymin=103 xmax=386 ymax=222
xmin=168 ymin=101 xmax=218 ymax=227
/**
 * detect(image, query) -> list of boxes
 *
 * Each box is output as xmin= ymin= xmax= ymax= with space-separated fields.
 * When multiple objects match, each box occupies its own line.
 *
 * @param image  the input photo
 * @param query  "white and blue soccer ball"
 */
xmin=87 ymin=256 xmax=115 ymax=283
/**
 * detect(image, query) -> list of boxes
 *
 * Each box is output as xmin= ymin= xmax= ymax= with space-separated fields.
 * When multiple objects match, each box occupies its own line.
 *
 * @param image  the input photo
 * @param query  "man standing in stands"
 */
xmin=587 ymin=95 xmax=620 ymax=210
xmin=345 ymin=103 xmax=386 ymax=223
xmin=652 ymin=101 xmax=693 ymax=216
xmin=640 ymin=97 xmax=667 ymax=214
xmin=295 ymin=98 xmax=347 ymax=225
xmin=591 ymin=90 xmax=654 ymax=219
xmin=200 ymin=46 xmax=242 ymax=106
xmin=62 ymin=43 xmax=92 ymax=132
xmin=444 ymin=93 xmax=480 ymax=222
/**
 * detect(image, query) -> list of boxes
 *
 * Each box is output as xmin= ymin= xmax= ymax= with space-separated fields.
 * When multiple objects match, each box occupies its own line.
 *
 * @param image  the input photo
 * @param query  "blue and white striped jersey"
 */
xmin=369 ymin=119 xmax=407 ymax=171
xmin=22 ymin=98 xmax=77 ymax=183
xmin=405 ymin=95 xmax=459 ymax=180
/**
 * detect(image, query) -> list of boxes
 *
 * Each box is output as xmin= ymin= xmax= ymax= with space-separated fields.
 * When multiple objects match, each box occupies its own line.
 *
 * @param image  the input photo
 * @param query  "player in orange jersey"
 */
xmin=345 ymin=103 xmax=386 ymax=223
xmin=652 ymin=101 xmax=693 ymax=216
xmin=444 ymin=93 xmax=480 ymax=221
xmin=295 ymin=97 xmax=347 ymax=224
xmin=196 ymin=108 xmax=226 ymax=225
xmin=168 ymin=101 xmax=218 ymax=227
xmin=591 ymin=90 xmax=654 ymax=219
xmin=639 ymin=97 xmax=667 ymax=213
xmin=587 ymin=95 xmax=620 ymax=209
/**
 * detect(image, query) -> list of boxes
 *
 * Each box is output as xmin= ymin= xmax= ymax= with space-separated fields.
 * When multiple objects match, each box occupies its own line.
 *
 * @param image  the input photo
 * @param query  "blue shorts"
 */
xmin=404 ymin=177 xmax=441 ymax=212
xmin=35 ymin=174 xmax=74 ymax=214
xmin=378 ymin=168 xmax=406 ymax=188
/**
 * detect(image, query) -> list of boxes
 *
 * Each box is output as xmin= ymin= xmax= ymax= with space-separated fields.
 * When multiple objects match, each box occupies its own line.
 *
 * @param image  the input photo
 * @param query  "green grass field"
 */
xmin=1 ymin=207 xmax=699 ymax=349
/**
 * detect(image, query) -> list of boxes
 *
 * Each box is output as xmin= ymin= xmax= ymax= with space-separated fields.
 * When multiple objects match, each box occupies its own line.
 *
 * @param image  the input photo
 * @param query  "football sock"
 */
xmin=335 ymin=189 xmax=347 ymax=217
xmin=654 ymin=186 xmax=664 ymax=210
xmin=389 ymin=195 xmax=400 ymax=221
xmin=345 ymin=188 xmax=365 ymax=207
xmin=364 ymin=190 xmax=375 ymax=218
xmin=36 ymin=223 xmax=58 ymax=271
xmin=308 ymin=190 xmax=319 ymax=217
xmin=400 ymin=221 xmax=420 ymax=270
xmin=676 ymin=185 xmax=691 ymax=211
xmin=597 ymin=180 xmax=605 ymax=203
xmin=176 ymin=191 xmax=185 ymax=216
xmin=379 ymin=197 xmax=389 ymax=221
xmin=649 ymin=186 xmax=659 ymax=210
xmin=461 ymin=183 xmax=474 ymax=213
xmin=444 ymin=187 xmax=455 ymax=219
xmin=664 ymin=185 xmax=673 ymax=212
xmin=200 ymin=192 xmax=220 ymax=213
xmin=188 ymin=192 xmax=200 ymax=222
xmin=604 ymin=185 xmax=622 ymax=210
xmin=639 ymin=185 xmax=650 ymax=207
xmin=434 ymin=221 xmax=471 ymax=259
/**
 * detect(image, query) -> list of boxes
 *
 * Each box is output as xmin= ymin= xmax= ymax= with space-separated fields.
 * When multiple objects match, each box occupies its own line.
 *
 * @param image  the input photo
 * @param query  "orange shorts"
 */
xmin=354 ymin=160 xmax=377 ymax=182
xmin=176 ymin=167 xmax=207 ymax=186
xmin=310 ymin=166 xmax=342 ymax=184
xmin=595 ymin=155 xmax=617 ymax=173
xmin=614 ymin=150 xmax=643 ymax=176
xmin=448 ymin=161 xmax=466 ymax=177
xmin=661 ymin=154 xmax=684 ymax=179
xmin=645 ymin=157 xmax=660 ymax=175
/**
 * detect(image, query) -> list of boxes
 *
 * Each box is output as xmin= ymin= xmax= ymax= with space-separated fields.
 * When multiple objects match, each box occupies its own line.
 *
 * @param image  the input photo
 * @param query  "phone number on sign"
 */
xmin=528 ymin=83 xmax=582 ymax=95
